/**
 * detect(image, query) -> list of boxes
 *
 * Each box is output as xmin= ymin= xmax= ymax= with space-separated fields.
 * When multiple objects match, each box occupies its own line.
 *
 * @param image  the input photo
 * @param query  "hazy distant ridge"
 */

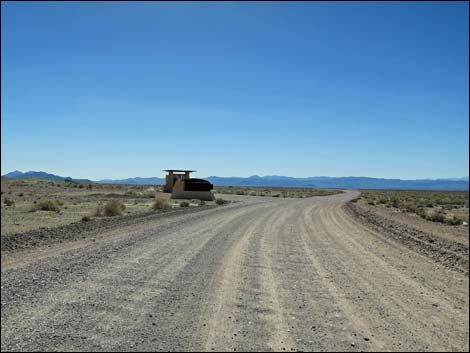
xmin=206 ymin=175 xmax=469 ymax=190
xmin=3 ymin=171 xmax=468 ymax=190
xmin=2 ymin=170 xmax=93 ymax=183
xmin=98 ymin=177 xmax=165 ymax=185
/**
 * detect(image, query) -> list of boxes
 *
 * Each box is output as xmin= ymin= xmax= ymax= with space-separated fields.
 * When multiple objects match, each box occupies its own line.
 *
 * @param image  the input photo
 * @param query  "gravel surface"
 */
xmin=1 ymin=204 xmax=217 ymax=252
xmin=1 ymin=191 xmax=469 ymax=351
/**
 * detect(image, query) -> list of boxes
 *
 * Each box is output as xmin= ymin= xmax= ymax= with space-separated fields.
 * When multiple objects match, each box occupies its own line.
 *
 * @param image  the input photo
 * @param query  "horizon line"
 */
xmin=2 ymin=170 xmax=469 ymax=182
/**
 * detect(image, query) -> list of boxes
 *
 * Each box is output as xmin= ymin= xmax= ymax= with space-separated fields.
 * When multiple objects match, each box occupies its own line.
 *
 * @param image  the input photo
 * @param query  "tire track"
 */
xmin=301 ymin=201 xmax=469 ymax=351
xmin=2 ymin=191 xmax=468 ymax=352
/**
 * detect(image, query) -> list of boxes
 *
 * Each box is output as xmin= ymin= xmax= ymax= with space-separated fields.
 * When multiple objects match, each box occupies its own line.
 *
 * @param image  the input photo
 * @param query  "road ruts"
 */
xmin=1 ymin=191 xmax=469 ymax=351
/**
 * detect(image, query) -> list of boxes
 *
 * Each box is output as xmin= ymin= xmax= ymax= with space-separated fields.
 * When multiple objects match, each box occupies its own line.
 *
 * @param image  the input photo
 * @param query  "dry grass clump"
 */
xmin=215 ymin=198 xmax=226 ymax=205
xmin=29 ymin=200 xmax=61 ymax=212
xmin=152 ymin=198 xmax=170 ymax=210
xmin=445 ymin=216 xmax=464 ymax=225
xmin=143 ymin=188 xmax=157 ymax=198
xmin=179 ymin=201 xmax=190 ymax=207
xmin=94 ymin=200 xmax=126 ymax=217
xmin=426 ymin=211 xmax=445 ymax=223
xmin=104 ymin=200 xmax=125 ymax=216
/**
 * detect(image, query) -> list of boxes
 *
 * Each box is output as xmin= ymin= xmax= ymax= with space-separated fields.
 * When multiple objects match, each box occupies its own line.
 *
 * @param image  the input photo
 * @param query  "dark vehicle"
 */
xmin=184 ymin=178 xmax=214 ymax=192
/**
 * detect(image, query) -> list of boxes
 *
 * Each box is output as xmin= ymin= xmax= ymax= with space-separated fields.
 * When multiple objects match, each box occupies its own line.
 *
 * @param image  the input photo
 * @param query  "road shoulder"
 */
xmin=344 ymin=202 xmax=469 ymax=276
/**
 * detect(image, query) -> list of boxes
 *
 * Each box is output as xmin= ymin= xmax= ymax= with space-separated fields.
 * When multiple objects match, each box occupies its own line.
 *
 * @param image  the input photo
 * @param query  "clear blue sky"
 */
xmin=2 ymin=1 xmax=468 ymax=180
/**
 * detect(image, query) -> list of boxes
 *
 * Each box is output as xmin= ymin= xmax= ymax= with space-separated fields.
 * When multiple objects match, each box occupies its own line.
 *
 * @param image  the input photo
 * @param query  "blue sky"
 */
xmin=1 ymin=1 xmax=468 ymax=180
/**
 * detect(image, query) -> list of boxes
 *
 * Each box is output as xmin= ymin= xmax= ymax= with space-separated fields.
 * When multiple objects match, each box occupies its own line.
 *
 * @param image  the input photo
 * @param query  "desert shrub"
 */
xmin=179 ymin=201 xmax=190 ymax=207
xmin=215 ymin=198 xmax=226 ymax=205
xmin=152 ymin=198 xmax=170 ymax=210
xmin=235 ymin=190 xmax=245 ymax=195
xmin=56 ymin=200 xmax=65 ymax=206
xmin=427 ymin=212 xmax=445 ymax=223
xmin=143 ymin=188 xmax=157 ymax=198
xmin=416 ymin=208 xmax=427 ymax=219
xmin=272 ymin=193 xmax=280 ymax=198
xmin=249 ymin=191 xmax=257 ymax=196
xmin=445 ymin=216 xmax=463 ymax=226
xmin=403 ymin=202 xmax=417 ymax=213
xmin=81 ymin=216 xmax=92 ymax=222
xmin=37 ymin=200 xmax=60 ymax=212
xmin=18 ymin=193 xmax=24 ymax=197
xmin=350 ymin=197 xmax=360 ymax=203
xmin=4 ymin=197 xmax=14 ymax=206
xmin=368 ymin=201 xmax=375 ymax=206
xmin=87 ymin=184 xmax=93 ymax=190
xmin=103 ymin=200 xmax=125 ymax=216
xmin=378 ymin=198 xmax=387 ymax=204
xmin=437 ymin=197 xmax=452 ymax=205
xmin=391 ymin=198 xmax=400 ymax=208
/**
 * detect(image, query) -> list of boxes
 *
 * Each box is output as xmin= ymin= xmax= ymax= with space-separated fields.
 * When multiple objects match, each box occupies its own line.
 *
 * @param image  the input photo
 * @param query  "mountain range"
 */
xmin=2 ymin=170 xmax=469 ymax=190
xmin=2 ymin=170 xmax=94 ymax=183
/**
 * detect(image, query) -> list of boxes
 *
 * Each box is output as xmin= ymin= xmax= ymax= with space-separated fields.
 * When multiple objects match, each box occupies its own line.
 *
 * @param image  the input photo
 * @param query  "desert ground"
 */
xmin=1 ymin=179 xmax=469 ymax=351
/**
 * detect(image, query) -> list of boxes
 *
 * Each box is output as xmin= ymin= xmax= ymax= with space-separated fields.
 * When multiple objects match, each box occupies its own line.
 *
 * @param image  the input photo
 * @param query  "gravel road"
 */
xmin=1 ymin=191 xmax=468 ymax=351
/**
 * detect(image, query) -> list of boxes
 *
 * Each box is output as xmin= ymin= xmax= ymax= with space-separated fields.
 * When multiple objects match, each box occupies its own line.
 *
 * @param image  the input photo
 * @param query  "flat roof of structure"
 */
xmin=163 ymin=170 xmax=196 ymax=172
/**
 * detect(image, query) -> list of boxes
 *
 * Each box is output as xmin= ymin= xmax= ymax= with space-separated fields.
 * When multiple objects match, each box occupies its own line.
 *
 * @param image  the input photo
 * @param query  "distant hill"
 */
xmin=2 ymin=170 xmax=93 ymax=183
xmin=2 ymin=170 xmax=468 ymax=190
xmin=205 ymin=175 xmax=469 ymax=191
xmin=97 ymin=177 xmax=165 ymax=185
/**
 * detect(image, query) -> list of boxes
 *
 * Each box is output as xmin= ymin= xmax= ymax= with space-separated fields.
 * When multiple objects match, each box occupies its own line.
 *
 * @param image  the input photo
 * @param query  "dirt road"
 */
xmin=1 ymin=191 xmax=469 ymax=351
